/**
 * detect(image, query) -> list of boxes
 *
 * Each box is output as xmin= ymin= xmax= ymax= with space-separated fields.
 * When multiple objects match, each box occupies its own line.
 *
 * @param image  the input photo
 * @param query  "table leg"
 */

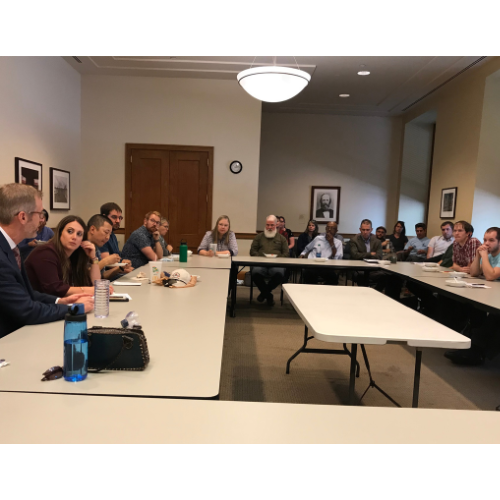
xmin=412 ymin=348 xmax=423 ymax=408
xmin=230 ymin=263 xmax=237 ymax=318
xmin=349 ymin=343 xmax=358 ymax=405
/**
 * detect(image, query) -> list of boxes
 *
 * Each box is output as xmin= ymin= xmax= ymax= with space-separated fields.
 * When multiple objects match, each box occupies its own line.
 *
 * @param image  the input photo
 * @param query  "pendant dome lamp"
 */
xmin=237 ymin=57 xmax=311 ymax=103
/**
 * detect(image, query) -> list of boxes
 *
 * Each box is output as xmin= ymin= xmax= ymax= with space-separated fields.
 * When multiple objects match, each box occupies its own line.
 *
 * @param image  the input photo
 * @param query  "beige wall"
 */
xmin=401 ymin=57 xmax=500 ymax=236
xmin=79 ymin=75 xmax=262 ymax=233
xmin=398 ymin=119 xmax=434 ymax=230
xmin=257 ymin=113 xmax=402 ymax=234
xmin=472 ymin=69 xmax=500 ymax=237
xmin=0 ymin=57 xmax=81 ymax=225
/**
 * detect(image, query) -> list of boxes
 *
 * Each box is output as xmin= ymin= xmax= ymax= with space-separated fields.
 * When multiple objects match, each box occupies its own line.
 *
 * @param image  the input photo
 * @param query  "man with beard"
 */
xmin=121 ymin=210 xmax=163 ymax=269
xmin=315 ymin=192 xmax=334 ymax=219
xmin=250 ymin=215 xmax=289 ymax=306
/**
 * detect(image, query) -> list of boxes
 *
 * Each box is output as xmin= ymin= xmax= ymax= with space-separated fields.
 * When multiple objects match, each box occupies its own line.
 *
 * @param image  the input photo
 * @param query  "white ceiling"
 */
xmin=63 ymin=56 xmax=491 ymax=117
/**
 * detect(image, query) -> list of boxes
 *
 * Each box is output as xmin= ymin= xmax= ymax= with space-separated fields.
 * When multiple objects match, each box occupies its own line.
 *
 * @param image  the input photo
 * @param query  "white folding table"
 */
xmin=229 ymin=256 xmax=380 ymax=317
xmin=2 ymin=392 xmax=500 ymax=444
xmin=0 ymin=266 xmax=229 ymax=399
xmin=283 ymin=284 xmax=471 ymax=407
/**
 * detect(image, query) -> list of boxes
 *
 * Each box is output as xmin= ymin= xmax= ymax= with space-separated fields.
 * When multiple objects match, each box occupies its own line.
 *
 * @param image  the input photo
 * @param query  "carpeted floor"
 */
xmin=220 ymin=284 xmax=500 ymax=411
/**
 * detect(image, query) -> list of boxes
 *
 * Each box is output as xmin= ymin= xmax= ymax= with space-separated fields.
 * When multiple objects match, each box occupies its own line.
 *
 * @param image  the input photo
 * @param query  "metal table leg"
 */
xmin=412 ymin=348 xmax=423 ymax=408
xmin=348 ymin=343 xmax=358 ymax=405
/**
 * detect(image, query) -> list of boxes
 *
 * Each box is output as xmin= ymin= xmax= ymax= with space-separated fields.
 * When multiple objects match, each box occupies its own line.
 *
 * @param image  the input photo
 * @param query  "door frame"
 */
xmin=125 ymin=143 xmax=214 ymax=240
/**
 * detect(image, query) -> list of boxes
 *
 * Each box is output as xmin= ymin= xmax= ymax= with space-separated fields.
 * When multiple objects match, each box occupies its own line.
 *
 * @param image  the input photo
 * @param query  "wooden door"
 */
xmin=126 ymin=144 xmax=213 ymax=253
xmin=168 ymin=150 xmax=210 ymax=252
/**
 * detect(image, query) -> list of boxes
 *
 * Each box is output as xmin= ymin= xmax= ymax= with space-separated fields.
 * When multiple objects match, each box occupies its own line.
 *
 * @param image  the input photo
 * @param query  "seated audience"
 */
xmin=198 ymin=215 xmax=238 ymax=256
xmin=277 ymin=216 xmax=295 ymax=255
xmin=387 ymin=221 xmax=408 ymax=255
xmin=25 ymin=215 xmax=101 ymax=297
xmin=121 ymin=211 xmax=163 ymax=269
xmin=250 ymin=215 xmax=288 ymax=306
xmin=87 ymin=214 xmax=133 ymax=280
xmin=470 ymin=227 xmax=500 ymax=281
xmin=300 ymin=221 xmax=343 ymax=285
xmin=0 ymin=184 xmax=93 ymax=338
xmin=375 ymin=226 xmax=391 ymax=253
xmin=99 ymin=202 xmax=124 ymax=259
xmin=404 ymin=223 xmax=430 ymax=262
xmin=426 ymin=221 xmax=454 ymax=261
xmin=296 ymin=220 xmax=319 ymax=256
xmin=18 ymin=208 xmax=53 ymax=262
xmin=349 ymin=219 xmax=383 ymax=260
xmin=158 ymin=218 xmax=173 ymax=256
xmin=451 ymin=220 xmax=481 ymax=272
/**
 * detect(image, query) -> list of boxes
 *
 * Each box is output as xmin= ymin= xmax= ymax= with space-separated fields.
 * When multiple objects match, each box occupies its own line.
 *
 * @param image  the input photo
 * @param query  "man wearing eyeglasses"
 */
xmin=121 ymin=211 xmax=164 ymax=269
xmin=0 ymin=183 xmax=94 ymax=338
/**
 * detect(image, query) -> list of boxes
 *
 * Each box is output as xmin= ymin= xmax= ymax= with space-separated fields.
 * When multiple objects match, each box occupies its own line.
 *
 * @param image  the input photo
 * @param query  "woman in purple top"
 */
xmin=18 ymin=209 xmax=54 ymax=261
xmin=198 ymin=215 xmax=238 ymax=256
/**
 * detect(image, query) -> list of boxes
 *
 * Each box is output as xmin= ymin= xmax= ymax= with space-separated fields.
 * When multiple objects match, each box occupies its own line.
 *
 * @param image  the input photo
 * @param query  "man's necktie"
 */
xmin=12 ymin=246 xmax=22 ymax=270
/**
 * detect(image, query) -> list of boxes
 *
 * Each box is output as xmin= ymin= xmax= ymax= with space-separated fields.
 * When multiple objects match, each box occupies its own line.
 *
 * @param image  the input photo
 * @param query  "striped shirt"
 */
xmin=453 ymin=237 xmax=481 ymax=267
xmin=197 ymin=230 xmax=238 ymax=256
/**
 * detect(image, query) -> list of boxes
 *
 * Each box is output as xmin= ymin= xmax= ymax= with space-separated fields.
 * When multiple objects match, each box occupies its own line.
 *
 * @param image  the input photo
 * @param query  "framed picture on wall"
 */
xmin=14 ymin=157 xmax=42 ymax=191
xmin=310 ymin=186 xmax=341 ymax=223
xmin=440 ymin=187 xmax=457 ymax=219
xmin=50 ymin=167 xmax=71 ymax=210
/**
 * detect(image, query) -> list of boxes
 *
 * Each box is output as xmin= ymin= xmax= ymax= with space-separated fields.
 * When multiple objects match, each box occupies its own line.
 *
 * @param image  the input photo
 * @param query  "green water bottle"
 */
xmin=179 ymin=239 xmax=188 ymax=262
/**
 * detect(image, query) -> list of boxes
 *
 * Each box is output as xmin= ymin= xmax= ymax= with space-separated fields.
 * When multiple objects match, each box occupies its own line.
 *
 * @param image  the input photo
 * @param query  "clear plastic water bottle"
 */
xmin=315 ymin=243 xmax=322 ymax=258
xmin=94 ymin=279 xmax=110 ymax=318
xmin=121 ymin=311 xmax=141 ymax=329
xmin=63 ymin=304 xmax=88 ymax=382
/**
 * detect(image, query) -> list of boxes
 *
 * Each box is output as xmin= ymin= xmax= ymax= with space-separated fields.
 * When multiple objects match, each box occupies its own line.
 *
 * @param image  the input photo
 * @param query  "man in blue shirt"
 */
xmin=404 ymin=223 xmax=430 ymax=261
xmin=18 ymin=208 xmax=54 ymax=261
xmin=121 ymin=211 xmax=164 ymax=269
xmin=99 ymin=202 xmax=123 ymax=258
xmin=470 ymin=227 xmax=500 ymax=281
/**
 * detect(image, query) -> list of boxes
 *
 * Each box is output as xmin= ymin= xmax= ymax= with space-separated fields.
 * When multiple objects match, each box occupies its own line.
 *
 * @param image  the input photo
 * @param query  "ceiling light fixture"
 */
xmin=339 ymin=93 xmax=350 ymax=98
xmin=237 ymin=57 xmax=311 ymax=103
xmin=357 ymin=70 xmax=370 ymax=76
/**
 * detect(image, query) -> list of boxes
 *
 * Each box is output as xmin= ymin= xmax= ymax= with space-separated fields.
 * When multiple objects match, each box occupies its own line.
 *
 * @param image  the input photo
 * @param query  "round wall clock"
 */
xmin=229 ymin=161 xmax=243 ymax=174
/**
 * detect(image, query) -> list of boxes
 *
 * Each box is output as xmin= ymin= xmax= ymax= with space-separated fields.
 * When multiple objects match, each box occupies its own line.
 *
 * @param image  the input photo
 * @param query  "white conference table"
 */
xmin=283 ymin=284 xmax=470 ymax=408
xmin=0 ymin=266 xmax=229 ymax=399
xmin=412 ymin=275 xmax=500 ymax=312
xmin=161 ymin=254 xmax=231 ymax=269
xmin=388 ymin=262 xmax=458 ymax=278
xmin=229 ymin=256 xmax=380 ymax=316
xmin=1 ymin=392 xmax=499 ymax=444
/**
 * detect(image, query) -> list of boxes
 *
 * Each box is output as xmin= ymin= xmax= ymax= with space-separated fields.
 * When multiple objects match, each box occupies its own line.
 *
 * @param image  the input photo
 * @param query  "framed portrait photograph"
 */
xmin=310 ymin=186 xmax=341 ymax=223
xmin=15 ymin=157 xmax=42 ymax=191
xmin=440 ymin=187 xmax=457 ymax=219
xmin=50 ymin=167 xmax=71 ymax=210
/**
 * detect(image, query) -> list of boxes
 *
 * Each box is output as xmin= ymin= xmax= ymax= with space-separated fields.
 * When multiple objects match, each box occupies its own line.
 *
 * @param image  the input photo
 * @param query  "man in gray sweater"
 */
xmin=250 ymin=215 xmax=289 ymax=306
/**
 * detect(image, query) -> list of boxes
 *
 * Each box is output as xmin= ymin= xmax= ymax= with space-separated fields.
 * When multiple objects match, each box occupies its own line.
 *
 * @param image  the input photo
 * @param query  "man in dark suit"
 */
xmin=0 ymin=183 xmax=93 ymax=338
xmin=315 ymin=193 xmax=334 ymax=219
xmin=349 ymin=219 xmax=383 ymax=260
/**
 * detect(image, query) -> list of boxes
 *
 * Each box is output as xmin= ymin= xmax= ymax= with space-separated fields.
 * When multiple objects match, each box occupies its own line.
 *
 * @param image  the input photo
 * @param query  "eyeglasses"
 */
xmin=108 ymin=215 xmax=124 ymax=221
xmin=15 ymin=210 xmax=44 ymax=219
xmin=41 ymin=365 xmax=63 ymax=381
xmin=148 ymin=219 xmax=160 ymax=225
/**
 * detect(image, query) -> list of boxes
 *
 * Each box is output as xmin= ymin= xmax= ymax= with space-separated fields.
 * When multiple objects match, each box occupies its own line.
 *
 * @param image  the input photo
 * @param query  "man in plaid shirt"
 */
xmin=451 ymin=220 xmax=481 ymax=273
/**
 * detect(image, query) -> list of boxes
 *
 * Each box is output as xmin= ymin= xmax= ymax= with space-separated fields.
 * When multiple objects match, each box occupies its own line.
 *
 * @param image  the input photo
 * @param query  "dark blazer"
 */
xmin=349 ymin=233 xmax=383 ymax=260
xmin=0 ymin=231 xmax=69 ymax=338
xmin=315 ymin=208 xmax=334 ymax=218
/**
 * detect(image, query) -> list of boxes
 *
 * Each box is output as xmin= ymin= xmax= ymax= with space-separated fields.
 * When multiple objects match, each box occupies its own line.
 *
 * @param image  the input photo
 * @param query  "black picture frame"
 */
xmin=310 ymin=186 xmax=341 ymax=223
xmin=50 ymin=167 xmax=71 ymax=210
xmin=440 ymin=187 xmax=457 ymax=219
xmin=14 ymin=157 xmax=42 ymax=191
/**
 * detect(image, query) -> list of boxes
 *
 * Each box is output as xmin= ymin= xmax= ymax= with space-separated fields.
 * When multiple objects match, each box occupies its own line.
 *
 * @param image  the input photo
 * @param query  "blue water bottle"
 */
xmin=63 ymin=304 xmax=88 ymax=382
